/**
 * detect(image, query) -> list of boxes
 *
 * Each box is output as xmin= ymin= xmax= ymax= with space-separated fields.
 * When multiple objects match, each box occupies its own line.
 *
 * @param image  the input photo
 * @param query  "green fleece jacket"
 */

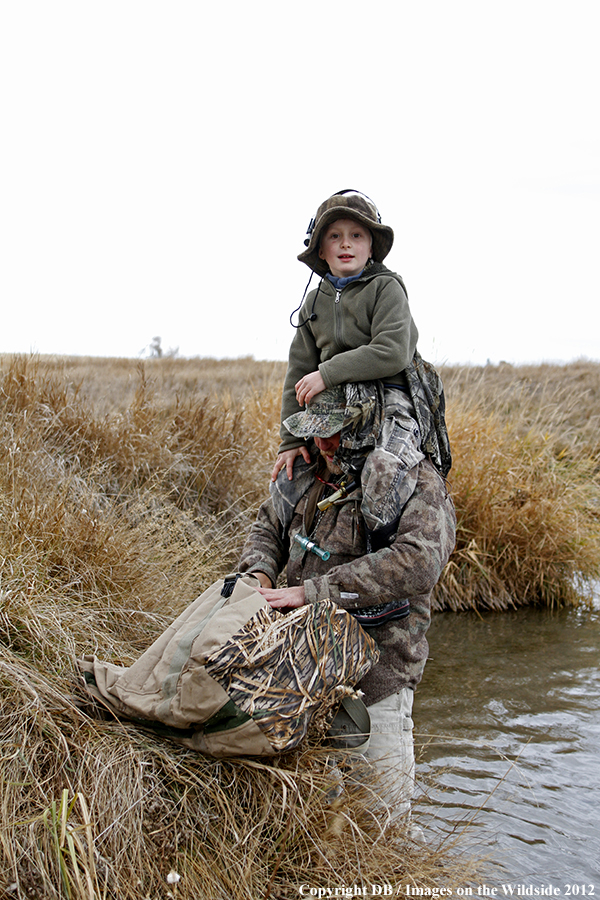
xmin=280 ymin=262 xmax=419 ymax=452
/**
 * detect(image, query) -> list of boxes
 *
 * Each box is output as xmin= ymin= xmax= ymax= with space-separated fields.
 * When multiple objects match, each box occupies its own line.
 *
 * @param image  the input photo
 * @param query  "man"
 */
xmin=238 ymin=384 xmax=456 ymax=817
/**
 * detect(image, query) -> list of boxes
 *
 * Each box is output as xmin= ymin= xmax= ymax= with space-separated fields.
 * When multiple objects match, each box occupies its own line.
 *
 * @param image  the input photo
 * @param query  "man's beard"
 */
xmin=320 ymin=450 xmax=343 ymax=476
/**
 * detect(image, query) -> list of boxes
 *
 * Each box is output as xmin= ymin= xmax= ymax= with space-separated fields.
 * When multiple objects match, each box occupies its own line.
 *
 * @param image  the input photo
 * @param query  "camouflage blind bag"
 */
xmin=78 ymin=573 xmax=379 ymax=758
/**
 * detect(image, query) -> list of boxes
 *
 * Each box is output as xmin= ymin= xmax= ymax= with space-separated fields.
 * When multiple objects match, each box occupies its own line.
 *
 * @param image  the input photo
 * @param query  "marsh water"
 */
xmin=414 ymin=604 xmax=600 ymax=884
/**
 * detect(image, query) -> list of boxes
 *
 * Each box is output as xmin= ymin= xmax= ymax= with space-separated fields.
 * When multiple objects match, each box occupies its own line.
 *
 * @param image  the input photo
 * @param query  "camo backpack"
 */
xmin=404 ymin=350 xmax=452 ymax=478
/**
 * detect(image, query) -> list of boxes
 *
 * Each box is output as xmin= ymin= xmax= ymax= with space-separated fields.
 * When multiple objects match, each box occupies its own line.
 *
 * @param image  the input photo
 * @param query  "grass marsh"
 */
xmin=1 ymin=352 xmax=599 ymax=897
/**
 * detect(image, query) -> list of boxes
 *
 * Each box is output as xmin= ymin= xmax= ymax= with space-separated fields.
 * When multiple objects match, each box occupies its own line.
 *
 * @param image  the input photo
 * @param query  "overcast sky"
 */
xmin=2 ymin=1 xmax=599 ymax=367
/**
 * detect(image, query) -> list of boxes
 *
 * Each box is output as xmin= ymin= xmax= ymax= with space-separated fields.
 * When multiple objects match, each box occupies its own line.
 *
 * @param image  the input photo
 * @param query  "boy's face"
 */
xmin=318 ymin=218 xmax=372 ymax=279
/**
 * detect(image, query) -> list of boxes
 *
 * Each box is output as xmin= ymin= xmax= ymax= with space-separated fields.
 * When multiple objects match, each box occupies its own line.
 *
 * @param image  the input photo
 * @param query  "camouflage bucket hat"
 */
xmin=298 ymin=189 xmax=394 ymax=277
xmin=284 ymin=386 xmax=351 ymax=439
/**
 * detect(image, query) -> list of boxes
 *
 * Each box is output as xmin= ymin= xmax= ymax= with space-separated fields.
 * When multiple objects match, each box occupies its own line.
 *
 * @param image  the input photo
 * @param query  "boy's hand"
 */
xmin=295 ymin=371 xmax=326 ymax=407
xmin=271 ymin=446 xmax=312 ymax=482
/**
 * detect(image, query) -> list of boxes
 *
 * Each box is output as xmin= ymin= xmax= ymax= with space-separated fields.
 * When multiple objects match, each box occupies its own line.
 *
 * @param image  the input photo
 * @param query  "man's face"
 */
xmin=318 ymin=218 xmax=372 ymax=278
xmin=314 ymin=433 xmax=342 ymax=475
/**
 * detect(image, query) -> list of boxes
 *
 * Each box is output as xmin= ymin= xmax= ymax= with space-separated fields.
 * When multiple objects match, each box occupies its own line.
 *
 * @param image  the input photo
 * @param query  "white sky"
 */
xmin=1 ymin=1 xmax=599 ymax=366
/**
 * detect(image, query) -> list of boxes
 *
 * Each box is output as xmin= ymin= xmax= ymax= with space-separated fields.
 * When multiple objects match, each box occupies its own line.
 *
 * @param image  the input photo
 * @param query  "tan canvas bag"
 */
xmin=79 ymin=573 xmax=378 ymax=758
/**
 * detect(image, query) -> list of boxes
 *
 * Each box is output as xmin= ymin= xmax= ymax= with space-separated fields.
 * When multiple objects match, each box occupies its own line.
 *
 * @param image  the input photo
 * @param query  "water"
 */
xmin=414 ymin=605 xmax=600 ymax=884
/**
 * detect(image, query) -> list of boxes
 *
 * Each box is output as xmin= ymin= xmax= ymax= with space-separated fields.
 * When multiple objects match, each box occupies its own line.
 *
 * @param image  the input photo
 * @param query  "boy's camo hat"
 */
xmin=298 ymin=189 xmax=394 ymax=277
xmin=284 ymin=386 xmax=361 ymax=439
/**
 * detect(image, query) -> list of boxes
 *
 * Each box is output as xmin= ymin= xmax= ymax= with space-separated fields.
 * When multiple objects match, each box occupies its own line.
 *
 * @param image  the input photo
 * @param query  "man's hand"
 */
xmin=257 ymin=585 xmax=306 ymax=609
xmin=295 ymin=371 xmax=326 ymax=407
xmin=271 ymin=446 xmax=312 ymax=482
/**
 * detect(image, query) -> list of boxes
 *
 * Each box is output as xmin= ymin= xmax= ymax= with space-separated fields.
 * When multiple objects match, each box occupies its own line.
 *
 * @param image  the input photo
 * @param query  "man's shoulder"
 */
xmin=410 ymin=460 xmax=455 ymax=519
xmin=269 ymin=457 xmax=318 ymax=528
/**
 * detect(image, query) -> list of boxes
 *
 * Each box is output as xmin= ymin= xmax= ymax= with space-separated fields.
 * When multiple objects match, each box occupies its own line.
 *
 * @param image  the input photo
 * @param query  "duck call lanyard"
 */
xmin=294 ymin=471 xmax=357 ymax=562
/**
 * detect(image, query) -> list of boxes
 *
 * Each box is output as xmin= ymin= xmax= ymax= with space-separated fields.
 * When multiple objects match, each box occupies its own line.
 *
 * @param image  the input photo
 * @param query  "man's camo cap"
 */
xmin=284 ymin=386 xmax=361 ymax=439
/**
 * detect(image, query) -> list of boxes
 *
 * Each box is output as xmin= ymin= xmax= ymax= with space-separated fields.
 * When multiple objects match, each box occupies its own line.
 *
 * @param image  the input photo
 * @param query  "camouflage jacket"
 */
xmin=238 ymin=459 xmax=456 ymax=704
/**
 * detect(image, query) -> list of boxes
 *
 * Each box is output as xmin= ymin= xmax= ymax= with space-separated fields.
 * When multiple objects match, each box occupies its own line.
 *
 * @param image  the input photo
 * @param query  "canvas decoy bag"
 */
xmin=79 ymin=573 xmax=379 ymax=758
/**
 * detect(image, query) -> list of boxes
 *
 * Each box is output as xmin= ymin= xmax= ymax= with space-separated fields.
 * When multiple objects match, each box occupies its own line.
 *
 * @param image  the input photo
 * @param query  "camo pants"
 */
xmin=360 ymin=387 xmax=425 ymax=531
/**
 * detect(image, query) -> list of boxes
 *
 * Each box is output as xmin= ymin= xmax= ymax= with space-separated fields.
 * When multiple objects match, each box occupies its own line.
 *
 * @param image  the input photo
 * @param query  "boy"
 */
xmin=272 ymin=189 xmax=427 ymax=532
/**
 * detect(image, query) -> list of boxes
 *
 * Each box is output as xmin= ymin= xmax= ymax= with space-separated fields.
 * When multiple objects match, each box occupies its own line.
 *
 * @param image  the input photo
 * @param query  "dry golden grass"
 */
xmin=27 ymin=354 xmax=288 ymax=414
xmin=1 ymin=352 xmax=599 ymax=896
xmin=442 ymin=358 xmax=600 ymax=452
xmin=437 ymin=358 xmax=600 ymax=610
xmin=1 ymin=354 xmax=484 ymax=897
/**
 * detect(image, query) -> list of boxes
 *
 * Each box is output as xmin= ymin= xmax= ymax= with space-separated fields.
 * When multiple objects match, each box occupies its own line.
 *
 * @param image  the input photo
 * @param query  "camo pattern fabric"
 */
xmin=279 ymin=380 xmax=426 ymax=530
xmin=239 ymin=459 xmax=457 ymax=705
xmin=273 ymin=381 xmax=387 ymax=528
xmin=333 ymin=380 xmax=386 ymax=476
xmin=205 ymin=600 xmax=379 ymax=751
xmin=358 ymin=386 xmax=425 ymax=531
xmin=283 ymin=381 xmax=386 ymax=477
xmin=269 ymin=455 xmax=317 ymax=530
xmin=404 ymin=350 xmax=452 ymax=477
